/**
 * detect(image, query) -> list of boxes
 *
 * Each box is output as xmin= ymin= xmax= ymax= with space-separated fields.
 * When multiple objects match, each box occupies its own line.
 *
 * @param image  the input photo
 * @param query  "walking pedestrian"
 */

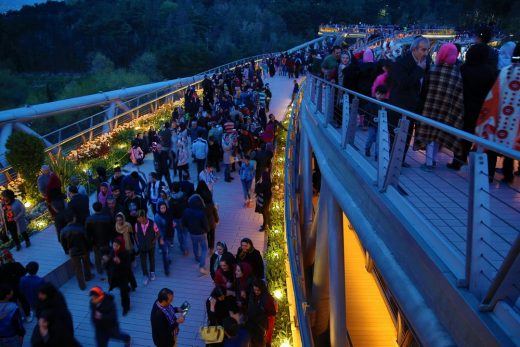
xmin=102 ymin=237 xmax=133 ymax=315
xmin=60 ymin=209 xmax=93 ymax=290
xmin=182 ymin=194 xmax=210 ymax=275
xmin=134 ymin=210 xmax=158 ymax=285
xmin=89 ymin=287 xmax=131 ymax=347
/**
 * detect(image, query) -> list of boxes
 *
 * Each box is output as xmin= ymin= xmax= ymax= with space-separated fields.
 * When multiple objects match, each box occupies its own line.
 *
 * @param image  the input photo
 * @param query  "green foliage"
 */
xmin=47 ymin=150 xmax=80 ymax=191
xmin=5 ymin=131 xmax=45 ymax=201
xmin=0 ymin=69 xmax=28 ymax=110
xmin=109 ymin=128 xmax=137 ymax=146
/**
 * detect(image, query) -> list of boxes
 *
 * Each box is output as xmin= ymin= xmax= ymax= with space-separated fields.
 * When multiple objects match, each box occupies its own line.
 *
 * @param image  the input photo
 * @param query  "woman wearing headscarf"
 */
xmin=155 ymin=202 xmax=174 ymax=276
xmin=247 ymin=279 xmax=277 ymax=347
xmin=209 ymin=241 xmax=234 ymax=281
xmin=114 ymin=212 xmax=137 ymax=291
xmin=102 ymin=237 xmax=133 ymax=315
xmin=476 ymin=43 xmax=520 ymax=183
xmin=214 ymin=254 xmax=235 ymax=291
xmin=1 ymin=189 xmax=30 ymax=251
xmin=415 ymin=43 xmax=465 ymax=171
xmin=97 ymin=182 xmax=112 ymax=208
xmin=255 ymin=170 xmax=272 ymax=232
xmin=447 ymin=42 xmax=498 ymax=170
xmin=236 ymin=238 xmax=264 ymax=280
xmin=232 ymin=262 xmax=254 ymax=310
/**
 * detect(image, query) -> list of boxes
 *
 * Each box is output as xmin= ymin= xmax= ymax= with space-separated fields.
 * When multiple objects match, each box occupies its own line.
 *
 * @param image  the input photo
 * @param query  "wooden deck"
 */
xmin=17 ymin=75 xmax=295 ymax=347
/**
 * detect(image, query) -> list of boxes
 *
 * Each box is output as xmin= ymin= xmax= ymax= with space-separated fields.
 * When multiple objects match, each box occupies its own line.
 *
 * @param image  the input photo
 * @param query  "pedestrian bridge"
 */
xmin=0 ymin=29 xmax=519 ymax=347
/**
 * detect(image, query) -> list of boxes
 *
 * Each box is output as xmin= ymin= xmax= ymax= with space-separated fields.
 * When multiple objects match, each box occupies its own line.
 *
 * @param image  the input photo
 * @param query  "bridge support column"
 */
xmin=14 ymin=123 xmax=53 ymax=148
xmin=310 ymin=184 xmax=330 ymax=343
xmin=301 ymin=130 xmax=314 ymax=252
xmin=325 ymin=181 xmax=349 ymax=347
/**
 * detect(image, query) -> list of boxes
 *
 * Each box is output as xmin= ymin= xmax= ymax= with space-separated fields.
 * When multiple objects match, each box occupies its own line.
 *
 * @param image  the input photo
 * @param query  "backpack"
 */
xmin=170 ymin=193 xmax=188 ymax=219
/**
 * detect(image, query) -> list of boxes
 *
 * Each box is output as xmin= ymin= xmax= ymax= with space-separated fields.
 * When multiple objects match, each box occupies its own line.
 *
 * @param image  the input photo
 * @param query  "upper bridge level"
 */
xmin=0 ymin=26 xmax=518 ymax=347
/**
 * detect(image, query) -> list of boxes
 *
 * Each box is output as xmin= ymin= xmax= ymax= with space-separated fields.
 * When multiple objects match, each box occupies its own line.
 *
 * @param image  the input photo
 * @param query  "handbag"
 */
xmin=199 ymin=325 xmax=224 ymax=344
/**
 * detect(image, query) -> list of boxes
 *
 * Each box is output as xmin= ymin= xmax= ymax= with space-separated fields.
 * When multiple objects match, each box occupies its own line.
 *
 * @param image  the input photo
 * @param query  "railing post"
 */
xmin=345 ymin=97 xmax=359 ymax=146
xmin=382 ymin=115 xmax=409 ymax=191
xmin=341 ymin=93 xmax=349 ymax=149
xmin=377 ymin=108 xmax=390 ymax=191
xmin=462 ymin=152 xmax=491 ymax=299
xmin=316 ymin=82 xmax=323 ymax=114
xmin=323 ymin=85 xmax=334 ymax=127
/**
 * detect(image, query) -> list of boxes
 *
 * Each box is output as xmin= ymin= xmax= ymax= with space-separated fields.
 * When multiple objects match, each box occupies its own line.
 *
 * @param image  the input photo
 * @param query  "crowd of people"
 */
xmin=0 ymin=54 xmax=294 ymax=346
xmin=313 ymin=26 xmax=519 ymax=182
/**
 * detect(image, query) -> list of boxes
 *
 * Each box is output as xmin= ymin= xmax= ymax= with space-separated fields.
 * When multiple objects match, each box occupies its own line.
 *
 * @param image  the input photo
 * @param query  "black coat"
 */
xmin=182 ymin=195 xmax=209 ymax=235
xmin=67 ymin=193 xmax=90 ymax=225
xmin=90 ymin=294 xmax=119 ymax=332
xmin=104 ymin=249 xmax=132 ymax=290
xmin=151 ymin=302 xmax=179 ymax=347
xmin=60 ymin=223 xmax=90 ymax=256
xmin=460 ymin=44 xmax=498 ymax=132
xmin=85 ymin=212 xmax=114 ymax=248
xmin=236 ymin=248 xmax=264 ymax=279
xmin=389 ymin=52 xmax=428 ymax=113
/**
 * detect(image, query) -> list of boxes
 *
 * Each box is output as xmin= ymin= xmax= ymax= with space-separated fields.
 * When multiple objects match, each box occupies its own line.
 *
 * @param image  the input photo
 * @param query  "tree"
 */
xmin=5 ymin=131 xmax=46 ymax=201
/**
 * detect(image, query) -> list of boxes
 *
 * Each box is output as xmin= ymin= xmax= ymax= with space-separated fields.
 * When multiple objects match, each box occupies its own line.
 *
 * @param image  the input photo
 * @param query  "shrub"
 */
xmin=6 ymin=131 xmax=45 ymax=200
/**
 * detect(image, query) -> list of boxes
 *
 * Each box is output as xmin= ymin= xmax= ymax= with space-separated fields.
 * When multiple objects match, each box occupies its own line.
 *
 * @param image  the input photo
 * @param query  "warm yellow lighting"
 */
xmin=273 ymin=229 xmax=281 ymax=234
xmin=24 ymin=201 xmax=32 ymax=208
xmin=280 ymin=340 xmax=291 ymax=347
xmin=118 ymin=143 xmax=126 ymax=149
xmin=273 ymin=289 xmax=284 ymax=300
xmin=343 ymin=214 xmax=398 ymax=346
xmin=36 ymin=220 xmax=48 ymax=229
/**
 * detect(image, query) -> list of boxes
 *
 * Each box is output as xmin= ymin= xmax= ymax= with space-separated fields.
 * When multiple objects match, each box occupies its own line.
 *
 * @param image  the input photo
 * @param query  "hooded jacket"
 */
xmin=181 ymin=194 xmax=209 ymax=235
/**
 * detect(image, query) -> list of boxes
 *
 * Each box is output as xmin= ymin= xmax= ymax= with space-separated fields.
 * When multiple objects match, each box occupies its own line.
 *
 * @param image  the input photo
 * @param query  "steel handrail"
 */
xmin=310 ymin=74 xmax=520 ymax=161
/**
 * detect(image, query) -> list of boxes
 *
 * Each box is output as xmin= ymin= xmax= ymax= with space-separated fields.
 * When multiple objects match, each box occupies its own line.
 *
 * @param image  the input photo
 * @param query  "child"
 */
xmin=19 ymin=261 xmax=44 ymax=320
xmin=365 ymin=85 xmax=389 ymax=159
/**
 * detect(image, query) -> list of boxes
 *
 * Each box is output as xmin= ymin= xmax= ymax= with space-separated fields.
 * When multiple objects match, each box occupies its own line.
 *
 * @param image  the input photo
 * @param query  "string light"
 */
xmin=273 ymin=289 xmax=284 ymax=300
xmin=280 ymin=340 xmax=292 ymax=347
xmin=24 ymin=201 xmax=32 ymax=208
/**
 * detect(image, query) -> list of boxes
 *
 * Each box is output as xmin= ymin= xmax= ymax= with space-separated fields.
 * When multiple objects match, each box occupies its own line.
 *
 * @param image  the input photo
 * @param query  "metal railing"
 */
xmin=302 ymin=73 xmax=520 ymax=311
xmin=284 ymin=81 xmax=315 ymax=347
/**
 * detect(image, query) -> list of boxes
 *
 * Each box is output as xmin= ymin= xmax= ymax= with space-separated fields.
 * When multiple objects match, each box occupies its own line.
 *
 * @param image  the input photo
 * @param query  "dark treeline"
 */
xmin=0 ymin=0 xmax=518 ymax=109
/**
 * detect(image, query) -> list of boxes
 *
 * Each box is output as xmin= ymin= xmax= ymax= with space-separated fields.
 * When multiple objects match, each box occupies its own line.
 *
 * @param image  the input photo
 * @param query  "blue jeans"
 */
xmin=241 ymin=179 xmax=252 ymax=200
xmin=174 ymin=219 xmax=188 ymax=252
xmin=159 ymin=240 xmax=171 ymax=275
xmin=365 ymin=126 xmax=378 ymax=151
xmin=190 ymin=234 xmax=208 ymax=268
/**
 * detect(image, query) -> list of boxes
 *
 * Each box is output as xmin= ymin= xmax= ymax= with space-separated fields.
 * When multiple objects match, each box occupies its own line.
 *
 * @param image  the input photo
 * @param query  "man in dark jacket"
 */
xmin=85 ymin=202 xmax=114 ymax=275
xmin=135 ymin=210 xmax=158 ymax=286
xmin=123 ymin=186 xmax=147 ymax=228
xmin=60 ymin=210 xmax=93 ymax=290
xmin=89 ymin=287 xmax=131 ymax=347
xmin=389 ymin=36 xmax=431 ymax=166
xmin=150 ymin=288 xmax=185 ymax=347
xmin=170 ymin=182 xmax=189 ymax=256
xmin=182 ymin=194 xmax=210 ymax=275
xmin=67 ymin=185 xmax=90 ymax=225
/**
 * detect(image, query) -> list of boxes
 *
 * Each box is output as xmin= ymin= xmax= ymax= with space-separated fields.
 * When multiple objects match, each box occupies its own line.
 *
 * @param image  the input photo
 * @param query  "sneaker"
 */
xmin=150 ymin=272 xmax=156 ymax=281
xmin=420 ymin=164 xmax=433 ymax=172
xmin=25 ymin=312 xmax=34 ymax=323
xmin=199 ymin=267 xmax=209 ymax=275
xmin=446 ymin=162 xmax=461 ymax=171
xmin=143 ymin=278 xmax=149 ymax=286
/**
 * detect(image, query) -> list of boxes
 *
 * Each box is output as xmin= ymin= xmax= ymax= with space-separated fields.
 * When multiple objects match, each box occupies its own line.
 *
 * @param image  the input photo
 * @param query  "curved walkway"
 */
xmin=18 ymin=75 xmax=295 ymax=347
